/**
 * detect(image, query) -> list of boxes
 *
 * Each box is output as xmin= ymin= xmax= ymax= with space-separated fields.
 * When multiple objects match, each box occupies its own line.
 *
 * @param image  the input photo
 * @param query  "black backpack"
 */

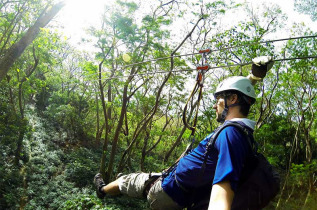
xmin=188 ymin=122 xmax=280 ymax=210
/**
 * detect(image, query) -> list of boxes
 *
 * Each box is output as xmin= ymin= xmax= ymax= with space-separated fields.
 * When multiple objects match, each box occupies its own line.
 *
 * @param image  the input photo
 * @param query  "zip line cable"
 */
xmin=82 ymin=34 xmax=317 ymax=79
xmin=67 ymin=55 xmax=317 ymax=86
xmin=117 ymin=35 xmax=317 ymax=69
xmin=214 ymin=34 xmax=317 ymax=53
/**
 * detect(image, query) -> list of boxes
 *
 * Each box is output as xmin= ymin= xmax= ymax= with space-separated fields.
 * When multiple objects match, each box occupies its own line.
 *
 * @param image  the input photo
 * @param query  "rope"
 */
xmin=182 ymin=82 xmax=200 ymax=134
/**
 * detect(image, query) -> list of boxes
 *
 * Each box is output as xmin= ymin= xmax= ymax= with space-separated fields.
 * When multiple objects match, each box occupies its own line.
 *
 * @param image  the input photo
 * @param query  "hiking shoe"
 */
xmin=94 ymin=173 xmax=106 ymax=199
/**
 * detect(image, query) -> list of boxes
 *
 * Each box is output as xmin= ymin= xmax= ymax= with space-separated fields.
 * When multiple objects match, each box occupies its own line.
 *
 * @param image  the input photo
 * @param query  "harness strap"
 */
xmin=205 ymin=122 xmax=257 ymax=156
xmin=174 ymin=173 xmax=191 ymax=193
xmin=142 ymin=173 xmax=162 ymax=198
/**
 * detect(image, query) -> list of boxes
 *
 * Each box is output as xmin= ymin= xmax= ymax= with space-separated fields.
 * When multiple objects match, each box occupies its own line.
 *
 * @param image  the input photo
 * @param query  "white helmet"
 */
xmin=214 ymin=76 xmax=256 ymax=100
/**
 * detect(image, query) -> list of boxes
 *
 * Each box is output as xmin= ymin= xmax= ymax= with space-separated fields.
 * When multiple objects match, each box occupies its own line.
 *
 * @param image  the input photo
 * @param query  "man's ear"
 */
xmin=229 ymin=94 xmax=239 ymax=104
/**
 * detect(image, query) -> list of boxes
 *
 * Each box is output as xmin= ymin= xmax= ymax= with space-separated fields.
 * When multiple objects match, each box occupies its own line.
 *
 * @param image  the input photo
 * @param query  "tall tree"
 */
xmin=0 ymin=1 xmax=65 ymax=81
xmin=276 ymin=27 xmax=317 ymax=209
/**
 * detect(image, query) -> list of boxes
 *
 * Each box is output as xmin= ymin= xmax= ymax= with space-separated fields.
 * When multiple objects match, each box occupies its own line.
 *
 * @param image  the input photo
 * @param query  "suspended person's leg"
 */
xmin=94 ymin=172 xmax=154 ymax=199
xmin=94 ymin=173 xmax=108 ymax=198
xmin=102 ymin=179 xmax=121 ymax=195
xmin=94 ymin=172 xmax=181 ymax=209
xmin=147 ymin=178 xmax=183 ymax=210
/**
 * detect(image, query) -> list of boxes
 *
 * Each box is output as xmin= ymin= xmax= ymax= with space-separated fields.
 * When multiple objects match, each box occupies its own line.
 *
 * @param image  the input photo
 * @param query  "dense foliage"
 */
xmin=0 ymin=0 xmax=316 ymax=209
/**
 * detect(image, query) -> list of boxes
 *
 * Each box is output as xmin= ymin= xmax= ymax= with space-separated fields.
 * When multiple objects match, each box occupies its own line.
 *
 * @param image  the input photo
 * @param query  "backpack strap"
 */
xmin=205 ymin=122 xmax=257 ymax=155
xmin=178 ymin=122 xmax=257 ymax=203
xmin=187 ymin=122 xmax=256 ymax=209
xmin=191 ymin=121 xmax=257 ymax=189
xmin=199 ymin=122 xmax=257 ymax=191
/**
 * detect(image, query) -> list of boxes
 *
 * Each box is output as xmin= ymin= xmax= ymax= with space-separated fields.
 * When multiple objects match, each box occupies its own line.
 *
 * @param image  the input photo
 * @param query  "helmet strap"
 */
xmin=219 ymin=95 xmax=241 ymax=123
xmin=219 ymin=96 xmax=229 ymax=123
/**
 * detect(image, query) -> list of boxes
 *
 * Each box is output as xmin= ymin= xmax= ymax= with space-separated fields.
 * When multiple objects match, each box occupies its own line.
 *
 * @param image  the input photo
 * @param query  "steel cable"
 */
xmin=77 ymin=34 xmax=317 ymax=80
xmin=61 ymin=55 xmax=317 ymax=86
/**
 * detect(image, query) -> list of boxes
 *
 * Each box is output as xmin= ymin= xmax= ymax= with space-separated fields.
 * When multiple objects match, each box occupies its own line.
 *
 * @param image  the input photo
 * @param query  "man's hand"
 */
xmin=251 ymin=56 xmax=274 ymax=78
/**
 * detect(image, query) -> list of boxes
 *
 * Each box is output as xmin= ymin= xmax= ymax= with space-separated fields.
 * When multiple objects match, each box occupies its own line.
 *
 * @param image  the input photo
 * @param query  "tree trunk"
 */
xmin=105 ymin=79 xmax=130 ymax=183
xmin=164 ymin=125 xmax=187 ymax=162
xmin=14 ymin=50 xmax=38 ymax=165
xmin=164 ymin=99 xmax=197 ymax=162
xmin=14 ymin=84 xmax=29 ymax=164
xmin=0 ymin=1 xmax=65 ymax=81
xmin=140 ymin=127 xmax=151 ymax=171
xmin=14 ymin=119 xmax=26 ymax=166
xmin=107 ymin=82 xmax=112 ymax=131
xmin=95 ymin=89 xmax=101 ymax=142
xmin=117 ymin=73 xmax=172 ymax=172
xmin=99 ymin=62 xmax=110 ymax=177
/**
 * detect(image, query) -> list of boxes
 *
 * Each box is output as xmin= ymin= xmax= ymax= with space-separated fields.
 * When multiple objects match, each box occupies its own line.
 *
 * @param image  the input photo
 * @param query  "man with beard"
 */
xmin=94 ymin=57 xmax=273 ymax=210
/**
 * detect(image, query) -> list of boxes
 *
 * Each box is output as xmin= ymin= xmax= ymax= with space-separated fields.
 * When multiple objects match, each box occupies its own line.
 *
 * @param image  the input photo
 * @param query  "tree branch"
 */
xmin=0 ymin=1 xmax=65 ymax=81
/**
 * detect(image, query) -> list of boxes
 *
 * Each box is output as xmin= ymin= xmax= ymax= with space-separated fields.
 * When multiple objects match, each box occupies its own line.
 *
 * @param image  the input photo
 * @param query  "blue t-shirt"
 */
xmin=161 ymin=122 xmax=252 ymax=207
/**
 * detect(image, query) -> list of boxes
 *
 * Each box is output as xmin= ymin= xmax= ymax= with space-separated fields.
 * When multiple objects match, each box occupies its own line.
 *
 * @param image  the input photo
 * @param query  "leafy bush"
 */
xmin=0 ymin=166 xmax=23 ymax=210
xmin=61 ymin=193 xmax=105 ymax=210
xmin=64 ymin=148 xmax=100 ymax=188
xmin=290 ymin=161 xmax=317 ymax=189
xmin=61 ymin=192 xmax=149 ymax=210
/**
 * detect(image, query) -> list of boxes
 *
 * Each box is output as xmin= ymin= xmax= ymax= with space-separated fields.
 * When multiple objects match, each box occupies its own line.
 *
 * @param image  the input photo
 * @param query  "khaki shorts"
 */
xmin=117 ymin=172 xmax=182 ymax=210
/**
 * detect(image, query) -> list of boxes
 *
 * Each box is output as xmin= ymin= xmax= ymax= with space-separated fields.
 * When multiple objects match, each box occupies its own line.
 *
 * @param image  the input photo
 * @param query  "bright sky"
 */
xmin=57 ymin=0 xmax=112 ymax=44
xmin=56 ymin=0 xmax=316 ymax=47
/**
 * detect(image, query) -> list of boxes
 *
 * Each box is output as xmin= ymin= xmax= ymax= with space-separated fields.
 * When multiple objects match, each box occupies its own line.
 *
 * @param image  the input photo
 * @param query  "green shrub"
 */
xmin=64 ymin=148 xmax=100 ymax=188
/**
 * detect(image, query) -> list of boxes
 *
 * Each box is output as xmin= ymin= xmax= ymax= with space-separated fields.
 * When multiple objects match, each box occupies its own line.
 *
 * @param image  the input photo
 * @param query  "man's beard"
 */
xmin=216 ymin=112 xmax=222 ymax=122
xmin=216 ymin=110 xmax=225 ymax=123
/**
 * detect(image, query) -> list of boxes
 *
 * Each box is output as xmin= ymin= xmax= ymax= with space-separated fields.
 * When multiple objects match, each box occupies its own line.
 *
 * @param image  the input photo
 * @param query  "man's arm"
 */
xmin=208 ymin=181 xmax=234 ymax=210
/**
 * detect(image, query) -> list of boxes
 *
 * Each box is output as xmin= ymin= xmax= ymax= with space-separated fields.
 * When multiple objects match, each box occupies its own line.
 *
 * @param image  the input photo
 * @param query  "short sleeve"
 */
xmin=212 ymin=126 xmax=250 ymax=192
